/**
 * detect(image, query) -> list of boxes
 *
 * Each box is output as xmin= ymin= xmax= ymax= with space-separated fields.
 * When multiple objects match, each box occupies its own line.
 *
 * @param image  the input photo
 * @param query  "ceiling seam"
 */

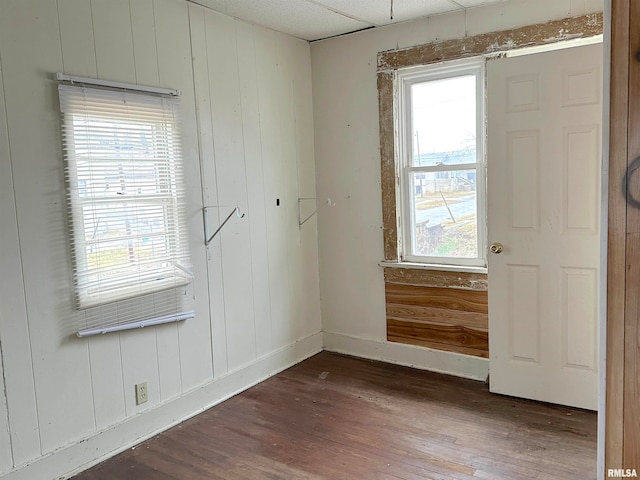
xmin=309 ymin=25 xmax=376 ymax=43
xmin=304 ymin=0 xmax=378 ymax=27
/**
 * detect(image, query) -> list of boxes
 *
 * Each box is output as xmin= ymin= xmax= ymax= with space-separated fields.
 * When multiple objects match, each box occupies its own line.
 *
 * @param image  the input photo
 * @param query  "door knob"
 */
xmin=490 ymin=242 xmax=504 ymax=254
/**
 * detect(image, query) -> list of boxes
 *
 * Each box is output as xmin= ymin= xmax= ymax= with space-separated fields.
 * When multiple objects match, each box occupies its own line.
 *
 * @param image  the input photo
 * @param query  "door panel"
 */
xmin=487 ymin=43 xmax=602 ymax=410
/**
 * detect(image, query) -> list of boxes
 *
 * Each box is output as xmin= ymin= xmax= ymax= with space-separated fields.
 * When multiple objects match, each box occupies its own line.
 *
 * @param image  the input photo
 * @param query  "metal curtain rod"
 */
xmin=203 ymin=206 xmax=245 ymax=246
xmin=56 ymin=72 xmax=181 ymax=97
xmin=77 ymin=310 xmax=195 ymax=337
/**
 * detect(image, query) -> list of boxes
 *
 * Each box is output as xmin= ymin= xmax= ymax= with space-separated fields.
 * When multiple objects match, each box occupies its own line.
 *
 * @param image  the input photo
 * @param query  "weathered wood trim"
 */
xmin=378 ymin=71 xmax=398 ymax=261
xmin=606 ymin=0 xmax=628 ymax=471
xmin=386 ymin=303 xmax=488 ymax=329
xmin=387 ymin=333 xmax=489 ymax=358
xmin=624 ymin=0 xmax=640 ymax=466
xmin=388 ymin=318 xmax=488 ymax=352
xmin=384 ymin=267 xmax=487 ymax=290
xmin=385 ymin=283 xmax=488 ymax=314
xmin=378 ymin=13 xmax=603 ymax=71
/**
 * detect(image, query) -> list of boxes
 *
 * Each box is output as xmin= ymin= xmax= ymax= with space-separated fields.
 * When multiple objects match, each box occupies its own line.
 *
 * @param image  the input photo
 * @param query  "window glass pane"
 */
xmin=411 ymin=75 xmax=476 ymax=166
xmin=59 ymin=84 xmax=191 ymax=310
xmin=411 ymin=170 xmax=477 ymax=258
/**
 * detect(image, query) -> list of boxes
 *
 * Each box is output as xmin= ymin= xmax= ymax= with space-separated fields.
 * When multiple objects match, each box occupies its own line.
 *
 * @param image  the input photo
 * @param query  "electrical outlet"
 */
xmin=135 ymin=382 xmax=148 ymax=405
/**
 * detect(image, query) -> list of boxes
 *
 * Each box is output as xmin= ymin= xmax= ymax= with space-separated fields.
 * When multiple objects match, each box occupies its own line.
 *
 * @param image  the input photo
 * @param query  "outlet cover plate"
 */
xmin=135 ymin=382 xmax=148 ymax=405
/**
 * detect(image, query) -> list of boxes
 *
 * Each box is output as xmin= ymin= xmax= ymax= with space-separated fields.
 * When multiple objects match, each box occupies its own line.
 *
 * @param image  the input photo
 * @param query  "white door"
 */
xmin=487 ymin=43 xmax=602 ymax=410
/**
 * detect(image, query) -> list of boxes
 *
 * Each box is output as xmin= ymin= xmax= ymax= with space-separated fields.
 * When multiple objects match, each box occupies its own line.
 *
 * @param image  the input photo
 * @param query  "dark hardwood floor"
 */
xmin=73 ymin=352 xmax=597 ymax=480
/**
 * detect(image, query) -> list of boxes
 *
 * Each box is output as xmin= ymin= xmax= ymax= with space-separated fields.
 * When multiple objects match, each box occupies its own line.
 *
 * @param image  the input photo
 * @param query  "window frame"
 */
xmin=59 ymin=84 xmax=192 ymax=310
xmin=396 ymin=58 xmax=487 ymax=268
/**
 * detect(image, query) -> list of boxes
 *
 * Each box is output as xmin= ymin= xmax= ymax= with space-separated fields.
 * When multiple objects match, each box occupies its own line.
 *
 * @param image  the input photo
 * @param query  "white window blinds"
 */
xmin=59 ymin=83 xmax=193 ymax=334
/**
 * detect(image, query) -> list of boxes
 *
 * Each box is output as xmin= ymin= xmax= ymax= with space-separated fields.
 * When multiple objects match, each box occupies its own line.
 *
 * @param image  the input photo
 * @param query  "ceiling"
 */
xmin=188 ymin=0 xmax=510 ymax=42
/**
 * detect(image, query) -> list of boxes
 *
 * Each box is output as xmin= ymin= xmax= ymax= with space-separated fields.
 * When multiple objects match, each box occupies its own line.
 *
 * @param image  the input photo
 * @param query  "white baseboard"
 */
xmin=3 ymin=332 xmax=323 ymax=480
xmin=323 ymin=332 xmax=489 ymax=382
xmin=4 ymin=330 xmax=488 ymax=480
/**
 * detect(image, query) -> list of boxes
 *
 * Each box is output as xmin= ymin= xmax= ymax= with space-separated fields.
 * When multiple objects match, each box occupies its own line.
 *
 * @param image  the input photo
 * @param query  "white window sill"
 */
xmin=378 ymin=261 xmax=487 ymax=275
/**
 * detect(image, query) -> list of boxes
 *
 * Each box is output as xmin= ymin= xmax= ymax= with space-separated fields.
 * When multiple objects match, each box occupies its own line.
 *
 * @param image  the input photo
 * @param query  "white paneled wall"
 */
xmin=0 ymin=38 xmax=22 ymax=471
xmin=0 ymin=0 xmax=320 ymax=477
xmin=189 ymin=4 xmax=321 ymax=375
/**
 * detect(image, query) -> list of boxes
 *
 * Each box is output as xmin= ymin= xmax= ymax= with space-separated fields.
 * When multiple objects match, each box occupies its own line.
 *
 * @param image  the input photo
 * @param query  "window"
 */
xmin=397 ymin=58 xmax=486 ymax=267
xmin=58 ymin=84 xmax=192 ymax=313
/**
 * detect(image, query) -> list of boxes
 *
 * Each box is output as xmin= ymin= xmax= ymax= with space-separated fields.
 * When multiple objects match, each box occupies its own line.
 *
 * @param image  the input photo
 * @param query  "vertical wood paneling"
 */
xmin=154 ymin=0 xmax=213 ymax=390
xmin=0 ymin=0 xmax=96 ymax=456
xmin=607 ymin=0 xmax=636 ymax=470
xmin=606 ymin=0 xmax=627 ymax=468
xmin=235 ymin=20 xmax=274 ymax=359
xmin=275 ymin=33 xmax=299 ymax=349
xmin=0 ymin=39 xmax=20 ymax=474
xmin=187 ymin=5 xmax=218 ymax=212
xmin=154 ymin=323 xmax=182 ymax=403
xmin=187 ymin=5 xmax=318 ymax=380
xmin=85 ymin=336 xmax=126 ymax=429
xmin=204 ymin=9 xmax=257 ymax=371
xmin=91 ymin=0 xmax=135 ymax=83
xmin=278 ymin=34 xmax=303 ymax=346
xmin=624 ymin=0 xmax=640 ymax=465
xmin=91 ymin=0 xmax=161 ymax=415
xmin=255 ymin=26 xmax=292 ymax=350
xmin=57 ymin=0 xmax=97 ymax=77
xmin=292 ymin=38 xmax=322 ymax=339
xmin=281 ymin=34 xmax=322 ymax=342
xmin=119 ymin=328 xmax=161 ymax=415
xmin=0 ymin=347 xmax=12 ymax=473
xmin=57 ymin=0 xmax=127 ymax=432
xmin=130 ymin=0 xmax=160 ymax=87
xmin=187 ymin=4 xmax=227 ymax=379
xmin=131 ymin=0 xmax=183 ymax=408
xmin=292 ymin=40 xmax=317 ymax=202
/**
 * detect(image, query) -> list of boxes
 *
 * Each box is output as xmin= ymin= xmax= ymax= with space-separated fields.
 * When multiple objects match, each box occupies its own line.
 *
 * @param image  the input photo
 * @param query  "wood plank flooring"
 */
xmin=73 ymin=352 xmax=597 ymax=480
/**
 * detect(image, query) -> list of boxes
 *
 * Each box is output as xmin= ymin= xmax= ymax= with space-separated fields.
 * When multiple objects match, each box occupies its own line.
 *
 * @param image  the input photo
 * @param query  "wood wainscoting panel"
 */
xmin=386 ymin=283 xmax=488 ymax=313
xmin=387 ymin=303 xmax=488 ymax=329
xmin=385 ymin=269 xmax=488 ymax=358
xmin=387 ymin=318 xmax=489 ymax=358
